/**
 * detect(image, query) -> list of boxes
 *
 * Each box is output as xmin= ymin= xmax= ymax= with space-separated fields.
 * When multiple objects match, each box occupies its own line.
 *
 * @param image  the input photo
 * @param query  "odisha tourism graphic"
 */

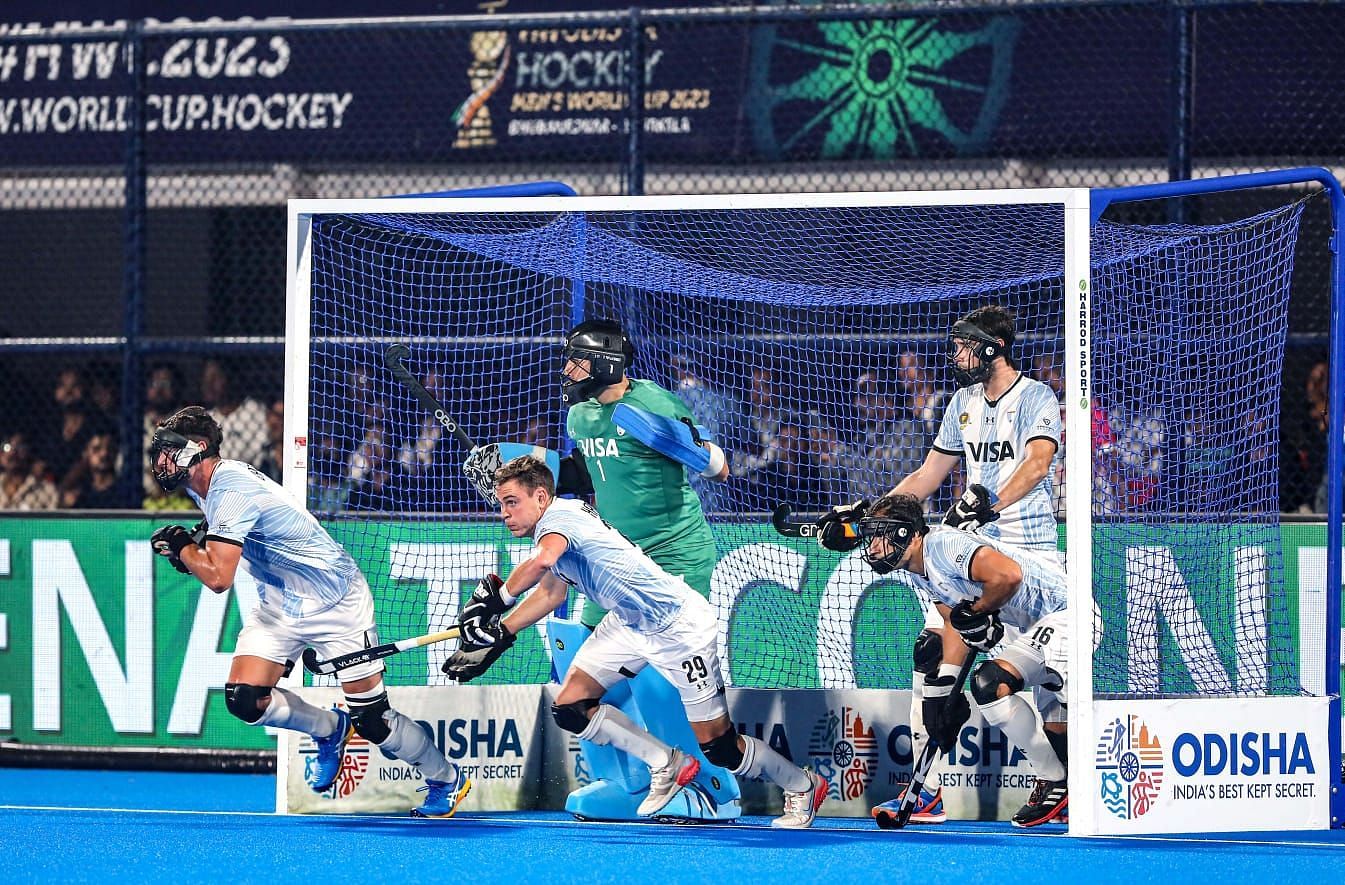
xmin=1095 ymin=714 xmax=1165 ymax=819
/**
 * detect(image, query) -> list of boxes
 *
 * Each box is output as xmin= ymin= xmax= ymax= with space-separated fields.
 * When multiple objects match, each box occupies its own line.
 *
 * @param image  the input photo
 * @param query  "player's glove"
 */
xmin=912 ymin=628 xmax=943 ymax=676
xmin=816 ymin=499 xmax=870 ymax=552
xmin=442 ymin=615 xmax=516 ymax=682
xmin=943 ymin=484 xmax=1000 ymax=532
xmin=949 ymin=601 xmax=1005 ymax=652
xmin=189 ymin=518 xmax=209 ymax=546
xmin=922 ymin=663 xmax=972 ymax=753
xmin=150 ymin=524 xmax=196 ymax=575
xmin=459 ymin=574 xmax=515 ymax=625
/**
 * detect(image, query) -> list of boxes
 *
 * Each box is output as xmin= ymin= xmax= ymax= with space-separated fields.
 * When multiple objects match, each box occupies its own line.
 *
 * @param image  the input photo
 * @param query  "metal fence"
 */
xmin=0 ymin=0 xmax=1340 ymax=510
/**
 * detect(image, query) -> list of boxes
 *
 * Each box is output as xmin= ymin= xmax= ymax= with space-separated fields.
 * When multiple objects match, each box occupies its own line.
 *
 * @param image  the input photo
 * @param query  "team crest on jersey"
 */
xmin=807 ymin=705 xmax=879 ymax=801
xmin=299 ymin=727 xmax=372 ymax=799
xmin=958 ymin=412 xmax=970 ymax=428
xmin=1096 ymin=714 xmax=1164 ymax=820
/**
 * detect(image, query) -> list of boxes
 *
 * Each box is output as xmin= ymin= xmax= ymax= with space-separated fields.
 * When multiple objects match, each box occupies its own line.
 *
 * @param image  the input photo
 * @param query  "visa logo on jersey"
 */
xmin=1171 ymin=731 xmax=1315 ymax=777
xmin=966 ymin=440 xmax=1016 ymax=462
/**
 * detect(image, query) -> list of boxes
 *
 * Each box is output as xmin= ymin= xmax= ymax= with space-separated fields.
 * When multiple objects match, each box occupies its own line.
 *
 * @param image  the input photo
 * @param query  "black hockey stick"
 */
xmin=771 ymin=504 xmax=822 ymax=539
xmin=301 ymin=626 xmax=463 ymax=676
xmin=383 ymin=343 xmax=477 ymax=450
xmin=875 ymin=650 xmax=979 ymax=830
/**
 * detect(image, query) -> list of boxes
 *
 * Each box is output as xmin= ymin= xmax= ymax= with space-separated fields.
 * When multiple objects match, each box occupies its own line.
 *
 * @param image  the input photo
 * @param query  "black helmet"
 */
xmin=561 ymin=319 xmax=634 ymax=405
xmin=855 ymin=493 xmax=927 ymax=575
xmin=947 ymin=319 xmax=1005 ymax=388
xmin=147 ymin=405 xmax=223 ymax=491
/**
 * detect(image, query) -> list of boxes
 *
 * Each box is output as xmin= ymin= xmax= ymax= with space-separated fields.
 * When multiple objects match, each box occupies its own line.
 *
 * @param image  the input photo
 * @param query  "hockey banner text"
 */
xmin=0 ymin=517 xmax=1338 ymax=749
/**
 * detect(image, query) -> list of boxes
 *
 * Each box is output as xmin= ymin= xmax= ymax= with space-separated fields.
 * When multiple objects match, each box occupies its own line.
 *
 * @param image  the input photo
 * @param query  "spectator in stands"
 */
xmin=346 ymin=432 xmax=400 ymax=512
xmin=44 ymin=367 xmax=114 ymax=483
xmin=60 ymin=431 xmax=121 ymax=509
xmin=840 ymin=370 xmax=927 ymax=502
xmin=256 ymin=399 xmax=286 ymax=484
xmin=734 ymin=366 xmax=790 ymax=480
xmin=0 ymin=433 xmax=58 ymax=510
xmin=1282 ymin=359 xmax=1328 ymax=513
xmin=87 ymin=360 xmax=120 ymax=418
xmin=898 ymin=351 xmax=948 ymax=440
xmin=1109 ymin=379 xmax=1167 ymax=512
xmin=746 ymin=422 xmax=840 ymax=511
xmin=395 ymin=370 xmax=449 ymax=476
xmin=202 ymin=358 xmax=268 ymax=467
xmin=307 ymin=428 xmax=351 ymax=513
xmin=1032 ymin=355 xmax=1119 ymax=515
xmin=143 ymin=362 xmax=185 ymax=497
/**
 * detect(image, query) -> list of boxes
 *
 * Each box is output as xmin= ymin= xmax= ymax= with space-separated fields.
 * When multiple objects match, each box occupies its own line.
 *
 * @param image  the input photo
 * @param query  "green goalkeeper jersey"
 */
xmin=566 ymin=379 xmax=718 ymax=617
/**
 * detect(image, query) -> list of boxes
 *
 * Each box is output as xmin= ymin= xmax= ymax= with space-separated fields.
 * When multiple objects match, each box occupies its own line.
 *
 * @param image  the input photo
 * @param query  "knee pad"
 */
xmin=970 ymin=660 xmax=1024 ymax=706
xmin=912 ymin=629 xmax=942 ymax=676
xmin=698 ymin=728 xmax=744 ymax=770
xmin=551 ymin=698 xmax=600 ymax=734
xmin=224 ymin=683 xmax=271 ymax=724
xmin=349 ymin=692 xmax=392 ymax=745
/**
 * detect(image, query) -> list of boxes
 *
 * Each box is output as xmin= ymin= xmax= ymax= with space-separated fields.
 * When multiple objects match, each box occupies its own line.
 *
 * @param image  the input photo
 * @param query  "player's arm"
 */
xmin=982 ymin=437 xmax=1056 ymax=513
xmin=180 ymin=538 xmax=244 ymax=593
xmin=892 ymin=448 xmax=961 ymax=501
xmin=965 ymin=545 xmax=1023 ymax=611
xmin=498 ymin=533 xmax=571 ymax=635
xmin=932 ymin=605 xmax=971 ymax=666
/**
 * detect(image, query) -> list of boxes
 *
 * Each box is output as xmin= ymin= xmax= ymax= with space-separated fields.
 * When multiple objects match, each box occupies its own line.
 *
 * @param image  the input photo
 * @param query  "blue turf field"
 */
xmin=1 ymin=769 xmax=1342 ymax=884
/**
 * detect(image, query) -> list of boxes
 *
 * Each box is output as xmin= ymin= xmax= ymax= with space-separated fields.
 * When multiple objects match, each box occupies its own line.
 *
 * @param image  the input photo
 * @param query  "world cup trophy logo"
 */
xmin=453 ymin=30 xmax=511 ymax=149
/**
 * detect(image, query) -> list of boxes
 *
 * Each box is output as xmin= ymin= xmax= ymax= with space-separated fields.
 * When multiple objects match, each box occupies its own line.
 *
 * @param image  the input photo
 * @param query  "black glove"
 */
xmin=922 ymin=665 xmax=972 ymax=753
xmin=943 ymin=483 xmax=1000 ymax=532
xmin=949 ymin=601 xmax=1005 ymax=652
xmin=150 ymin=524 xmax=195 ymax=575
xmin=816 ymin=499 xmax=870 ymax=552
xmin=442 ymin=616 xmax=516 ymax=682
xmin=459 ymin=574 xmax=514 ymax=625
xmin=189 ymin=518 xmax=209 ymax=546
xmin=912 ymin=628 xmax=943 ymax=676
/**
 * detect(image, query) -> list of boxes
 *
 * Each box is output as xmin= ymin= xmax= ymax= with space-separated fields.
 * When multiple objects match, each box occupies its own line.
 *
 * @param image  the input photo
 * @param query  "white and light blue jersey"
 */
xmin=188 ymin=460 xmax=362 ymax=619
xmin=534 ymin=497 xmax=698 ymax=634
xmin=920 ymin=526 xmax=1068 ymax=631
xmin=933 ymin=374 xmax=1061 ymax=552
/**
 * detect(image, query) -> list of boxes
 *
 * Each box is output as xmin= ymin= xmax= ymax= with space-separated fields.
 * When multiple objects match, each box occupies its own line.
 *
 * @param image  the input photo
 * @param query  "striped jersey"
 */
xmin=534 ymin=497 xmax=699 ymax=633
xmin=188 ymin=460 xmax=362 ymax=619
xmin=933 ymin=373 xmax=1061 ymax=551
xmin=920 ymin=526 xmax=1068 ymax=631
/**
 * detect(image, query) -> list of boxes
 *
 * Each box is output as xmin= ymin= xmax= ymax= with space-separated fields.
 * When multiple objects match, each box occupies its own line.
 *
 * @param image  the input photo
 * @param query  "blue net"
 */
xmin=303 ymin=196 xmax=1307 ymax=696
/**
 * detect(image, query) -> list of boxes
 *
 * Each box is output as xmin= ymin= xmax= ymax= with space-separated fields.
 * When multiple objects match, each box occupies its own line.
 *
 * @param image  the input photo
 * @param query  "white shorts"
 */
xmin=234 ymin=573 xmax=384 ymax=683
xmin=996 ymin=609 xmax=1069 ymax=722
xmin=572 ymin=593 xmax=728 ymax=722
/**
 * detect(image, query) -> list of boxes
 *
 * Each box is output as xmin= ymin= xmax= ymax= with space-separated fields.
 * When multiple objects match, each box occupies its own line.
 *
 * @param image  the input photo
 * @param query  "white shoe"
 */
xmin=637 ymin=748 xmax=700 ymax=816
xmin=772 ymin=770 xmax=828 ymax=829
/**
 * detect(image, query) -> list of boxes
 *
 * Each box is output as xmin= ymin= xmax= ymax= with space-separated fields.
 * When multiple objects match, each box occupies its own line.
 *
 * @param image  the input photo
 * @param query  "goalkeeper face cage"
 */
xmin=560 ymin=325 xmax=633 ymax=405
xmin=147 ymin=406 xmax=221 ymax=490
xmin=856 ymin=516 xmax=918 ymax=575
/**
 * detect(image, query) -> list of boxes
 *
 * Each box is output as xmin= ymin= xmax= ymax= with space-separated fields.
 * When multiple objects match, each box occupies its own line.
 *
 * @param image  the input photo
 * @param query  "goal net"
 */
xmin=287 ymin=182 xmax=1338 ymax=832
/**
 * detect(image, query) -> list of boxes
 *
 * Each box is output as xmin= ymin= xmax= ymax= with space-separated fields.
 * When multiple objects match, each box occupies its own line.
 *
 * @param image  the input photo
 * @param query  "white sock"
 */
xmin=256 ymin=687 xmax=340 ymax=737
xmin=733 ymin=734 xmax=812 ymax=793
xmin=579 ymin=704 xmax=672 ymax=770
xmin=378 ymin=708 xmax=454 ymax=783
xmin=978 ymin=695 xmax=1067 ymax=782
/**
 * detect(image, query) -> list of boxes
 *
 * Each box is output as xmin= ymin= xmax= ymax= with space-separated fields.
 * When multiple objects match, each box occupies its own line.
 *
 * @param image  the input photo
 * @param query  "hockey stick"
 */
xmin=875 ymin=650 xmax=979 ymax=830
xmin=301 ymin=626 xmax=462 ymax=676
xmin=382 ymin=344 xmax=560 ymax=505
xmin=771 ymin=504 xmax=822 ymax=539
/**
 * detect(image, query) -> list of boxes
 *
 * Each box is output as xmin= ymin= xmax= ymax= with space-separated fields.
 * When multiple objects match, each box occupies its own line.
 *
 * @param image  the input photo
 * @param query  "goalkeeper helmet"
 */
xmin=561 ymin=319 xmax=635 ymax=405
xmin=856 ymin=493 xmax=927 ymax=575
xmin=947 ymin=319 xmax=1004 ymax=388
xmin=148 ymin=406 xmax=223 ymax=491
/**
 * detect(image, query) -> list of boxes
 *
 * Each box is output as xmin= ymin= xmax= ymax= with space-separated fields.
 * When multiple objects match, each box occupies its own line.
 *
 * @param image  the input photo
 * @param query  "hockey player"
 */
xmin=858 ymin=492 xmax=1073 ymax=828
xmin=442 ymin=455 xmax=828 ymax=828
xmin=147 ymin=406 xmax=469 ymax=818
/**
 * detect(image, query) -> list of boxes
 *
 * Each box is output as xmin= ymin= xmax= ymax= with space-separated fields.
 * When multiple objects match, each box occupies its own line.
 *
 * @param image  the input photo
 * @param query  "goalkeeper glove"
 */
xmin=459 ymin=574 xmax=515 ymax=625
xmin=443 ymin=616 xmax=516 ymax=682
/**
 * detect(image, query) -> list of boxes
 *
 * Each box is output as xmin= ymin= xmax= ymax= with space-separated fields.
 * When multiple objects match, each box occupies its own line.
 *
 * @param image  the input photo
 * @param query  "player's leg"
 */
xmin=872 ymin=626 xmax=947 ymax=826
xmin=972 ymin=610 xmax=1070 ymax=827
xmin=654 ymin=596 xmax=826 ymax=829
xmin=557 ymin=620 xmax=698 ymax=816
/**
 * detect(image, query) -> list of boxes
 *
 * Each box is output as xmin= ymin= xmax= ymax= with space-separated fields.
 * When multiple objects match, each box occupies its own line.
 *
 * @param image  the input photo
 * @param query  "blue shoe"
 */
xmin=412 ymin=769 xmax=473 ymax=818
xmin=872 ymin=785 xmax=946 ymax=827
xmin=305 ymin=707 xmax=352 ymax=793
